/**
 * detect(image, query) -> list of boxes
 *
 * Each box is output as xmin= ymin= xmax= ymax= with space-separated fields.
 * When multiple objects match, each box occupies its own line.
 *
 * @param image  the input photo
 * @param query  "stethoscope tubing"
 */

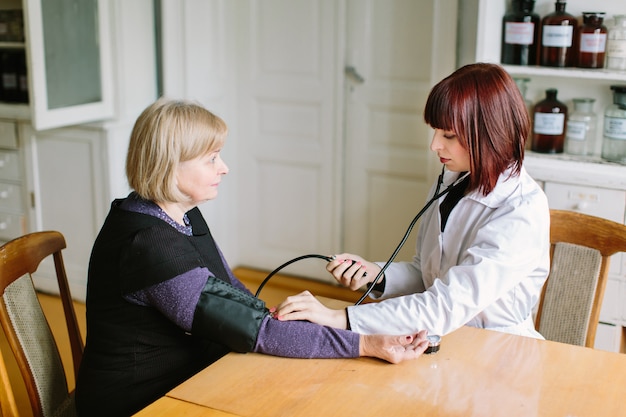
xmin=255 ymin=167 xmax=470 ymax=306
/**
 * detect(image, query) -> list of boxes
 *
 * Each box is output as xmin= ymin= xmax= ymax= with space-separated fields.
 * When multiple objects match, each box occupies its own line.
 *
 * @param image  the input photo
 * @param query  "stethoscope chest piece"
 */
xmin=425 ymin=335 xmax=441 ymax=354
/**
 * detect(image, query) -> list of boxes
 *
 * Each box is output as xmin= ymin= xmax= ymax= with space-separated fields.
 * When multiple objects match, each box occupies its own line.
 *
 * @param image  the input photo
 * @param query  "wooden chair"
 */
xmin=0 ymin=231 xmax=83 ymax=417
xmin=535 ymin=209 xmax=626 ymax=348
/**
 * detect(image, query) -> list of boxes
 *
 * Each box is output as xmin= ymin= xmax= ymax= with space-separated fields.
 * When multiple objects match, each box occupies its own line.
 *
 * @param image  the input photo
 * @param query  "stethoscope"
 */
xmin=255 ymin=166 xmax=470 ymax=305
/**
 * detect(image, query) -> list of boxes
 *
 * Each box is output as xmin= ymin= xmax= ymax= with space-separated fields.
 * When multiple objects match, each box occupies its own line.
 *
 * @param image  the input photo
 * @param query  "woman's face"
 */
xmin=430 ymin=129 xmax=470 ymax=172
xmin=176 ymin=149 xmax=229 ymax=204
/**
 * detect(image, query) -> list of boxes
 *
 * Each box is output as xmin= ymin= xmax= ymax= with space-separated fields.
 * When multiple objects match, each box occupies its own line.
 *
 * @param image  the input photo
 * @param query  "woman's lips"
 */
xmin=439 ymin=157 xmax=450 ymax=164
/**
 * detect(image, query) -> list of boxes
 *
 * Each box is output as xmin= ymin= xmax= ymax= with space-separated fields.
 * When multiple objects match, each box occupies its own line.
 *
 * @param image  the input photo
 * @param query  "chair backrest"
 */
xmin=535 ymin=209 xmax=626 ymax=348
xmin=0 ymin=231 xmax=83 ymax=417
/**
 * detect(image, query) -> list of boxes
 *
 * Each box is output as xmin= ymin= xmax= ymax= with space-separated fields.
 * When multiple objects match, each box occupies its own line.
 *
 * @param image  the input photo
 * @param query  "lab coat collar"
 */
xmin=443 ymin=166 xmax=527 ymax=209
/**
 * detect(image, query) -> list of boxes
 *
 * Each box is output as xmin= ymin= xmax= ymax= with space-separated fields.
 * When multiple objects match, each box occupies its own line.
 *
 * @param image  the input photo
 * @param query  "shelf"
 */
xmin=504 ymin=65 xmax=626 ymax=82
xmin=0 ymin=102 xmax=29 ymax=120
xmin=0 ymin=41 xmax=24 ymax=49
xmin=525 ymin=152 xmax=626 ymax=191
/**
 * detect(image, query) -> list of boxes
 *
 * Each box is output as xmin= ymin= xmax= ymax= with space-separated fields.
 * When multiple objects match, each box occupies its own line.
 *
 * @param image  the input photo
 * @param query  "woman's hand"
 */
xmin=326 ymin=253 xmax=382 ymax=291
xmin=270 ymin=291 xmax=347 ymax=329
xmin=360 ymin=330 xmax=430 ymax=363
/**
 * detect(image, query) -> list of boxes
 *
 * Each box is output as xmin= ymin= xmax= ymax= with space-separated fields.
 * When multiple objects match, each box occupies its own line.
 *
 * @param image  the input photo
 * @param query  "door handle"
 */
xmin=345 ymin=65 xmax=365 ymax=83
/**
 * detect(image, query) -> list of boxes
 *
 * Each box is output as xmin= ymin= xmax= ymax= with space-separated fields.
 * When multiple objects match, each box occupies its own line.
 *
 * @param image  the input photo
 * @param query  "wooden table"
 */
xmin=155 ymin=325 xmax=626 ymax=417
xmin=133 ymin=397 xmax=239 ymax=416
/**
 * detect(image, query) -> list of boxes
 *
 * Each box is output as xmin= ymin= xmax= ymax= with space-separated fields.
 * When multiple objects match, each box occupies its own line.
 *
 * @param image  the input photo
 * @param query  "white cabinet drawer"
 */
xmin=0 ymin=121 xmax=17 ymax=149
xmin=599 ymin=278 xmax=621 ymax=322
xmin=0 ymin=211 xmax=25 ymax=241
xmin=543 ymin=182 xmax=625 ymax=224
xmin=0 ymin=182 xmax=23 ymax=211
xmin=0 ymin=150 xmax=20 ymax=181
xmin=544 ymin=182 xmax=625 ymax=277
xmin=594 ymin=322 xmax=623 ymax=353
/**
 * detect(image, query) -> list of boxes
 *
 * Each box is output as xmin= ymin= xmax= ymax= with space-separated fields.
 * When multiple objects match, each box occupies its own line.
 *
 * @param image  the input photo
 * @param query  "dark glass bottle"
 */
xmin=532 ymin=89 xmax=568 ymax=153
xmin=15 ymin=49 xmax=28 ymax=103
xmin=577 ymin=12 xmax=607 ymax=68
xmin=0 ymin=50 xmax=18 ymax=103
xmin=540 ymin=0 xmax=578 ymax=67
xmin=501 ymin=0 xmax=540 ymax=65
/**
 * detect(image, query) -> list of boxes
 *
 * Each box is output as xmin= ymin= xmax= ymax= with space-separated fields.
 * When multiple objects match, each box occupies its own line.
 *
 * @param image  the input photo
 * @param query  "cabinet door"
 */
xmin=23 ymin=0 xmax=114 ymax=130
xmin=21 ymin=123 xmax=107 ymax=302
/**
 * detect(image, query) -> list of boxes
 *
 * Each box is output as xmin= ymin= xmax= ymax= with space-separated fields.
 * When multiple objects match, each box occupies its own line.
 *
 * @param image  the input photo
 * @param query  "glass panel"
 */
xmin=41 ymin=0 xmax=102 ymax=109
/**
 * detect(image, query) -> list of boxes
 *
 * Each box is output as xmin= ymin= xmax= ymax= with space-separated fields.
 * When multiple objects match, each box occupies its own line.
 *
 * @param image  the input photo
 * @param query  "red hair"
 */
xmin=423 ymin=63 xmax=529 ymax=195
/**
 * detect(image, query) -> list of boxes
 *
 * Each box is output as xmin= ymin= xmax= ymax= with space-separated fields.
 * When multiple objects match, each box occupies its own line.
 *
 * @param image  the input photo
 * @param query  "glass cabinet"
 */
xmin=0 ymin=0 xmax=113 ymax=130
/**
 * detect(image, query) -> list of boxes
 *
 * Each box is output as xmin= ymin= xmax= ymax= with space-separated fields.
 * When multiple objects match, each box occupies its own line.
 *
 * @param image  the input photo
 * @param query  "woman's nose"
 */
xmin=219 ymin=158 xmax=229 ymax=175
xmin=430 ymin=135 xmax=442 ymax=152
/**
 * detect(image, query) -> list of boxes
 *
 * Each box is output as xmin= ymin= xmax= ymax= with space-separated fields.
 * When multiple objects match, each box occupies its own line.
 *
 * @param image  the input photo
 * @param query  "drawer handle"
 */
xmin=574 ymin=202 xmax=589 ymax=211
xmin=0 ymin=191 xmax=8 ymax=199
xmin=0 ymin=222 xmax=6 ymax=230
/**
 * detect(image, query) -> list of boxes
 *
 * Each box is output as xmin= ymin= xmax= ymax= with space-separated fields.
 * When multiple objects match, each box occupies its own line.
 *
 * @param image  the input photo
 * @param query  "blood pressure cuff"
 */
xmin=192 ymin=276 xmax=269 ymax=353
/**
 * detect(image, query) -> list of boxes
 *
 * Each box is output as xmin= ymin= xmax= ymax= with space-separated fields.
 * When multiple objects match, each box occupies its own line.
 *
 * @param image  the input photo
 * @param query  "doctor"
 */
xmin=272 ymin=63 xmax=550 ymax=339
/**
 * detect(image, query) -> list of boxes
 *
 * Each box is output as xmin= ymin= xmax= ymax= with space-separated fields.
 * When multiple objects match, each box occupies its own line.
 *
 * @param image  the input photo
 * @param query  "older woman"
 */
xmin=74 ymin=98 xmax=428 ymax=417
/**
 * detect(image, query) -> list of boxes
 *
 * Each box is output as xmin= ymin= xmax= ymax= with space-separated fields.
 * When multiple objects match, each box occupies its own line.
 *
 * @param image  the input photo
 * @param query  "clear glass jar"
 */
xmin=606 ymin=15 xmax=626 ymax=71
xmin=513 ymin=77 xmax=533 ymax=149
xmin=565 ymin=98 xmax=597 ymax=156
xmin=602 ymin=85 xmax=626 ymax=164
xmin=513 ymin=77 xmax=532 ymax=111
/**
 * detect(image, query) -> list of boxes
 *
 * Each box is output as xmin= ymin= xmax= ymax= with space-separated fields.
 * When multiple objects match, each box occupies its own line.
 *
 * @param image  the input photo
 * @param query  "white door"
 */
xmin=237 ymin=0 xmax=458 ymax=280
xmin=342 ymin=0 xmax=457 ymax=263
xmin=236 ymin=0 xmax=341 ymax=280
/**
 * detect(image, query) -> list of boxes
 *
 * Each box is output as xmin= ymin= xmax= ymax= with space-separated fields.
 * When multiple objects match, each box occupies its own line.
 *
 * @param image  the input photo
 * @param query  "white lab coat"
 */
xmin=347 ymin=166 xmax=550 ymax=339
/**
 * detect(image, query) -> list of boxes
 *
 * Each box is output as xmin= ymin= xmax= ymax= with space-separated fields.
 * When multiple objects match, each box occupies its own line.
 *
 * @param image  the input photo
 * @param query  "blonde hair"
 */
xmin=126 ymin=97 xmax=228 ymax=202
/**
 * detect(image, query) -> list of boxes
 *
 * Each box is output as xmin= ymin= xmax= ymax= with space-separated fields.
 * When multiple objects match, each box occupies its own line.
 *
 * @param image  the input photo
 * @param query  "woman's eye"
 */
xmin=443 ymin=133 xmax=456 ymax=140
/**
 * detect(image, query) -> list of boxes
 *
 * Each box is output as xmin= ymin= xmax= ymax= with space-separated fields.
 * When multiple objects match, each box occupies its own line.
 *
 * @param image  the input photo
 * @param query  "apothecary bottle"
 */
xmin=501 ymin=0 xmax=540 ymax=65
xmin=601 ymin=85 xmax=626 ymax=164
xmin=540 ymin=0 xmax=578 ymax=67
xmin=606 ymin=15 xmax=626 ymax=71
xmin=565 ymin=98 xmax=597 ymax=156
xmin=577 ymin=12 xmax=607 ymax=69
xmin=513 ymin=77 xmax=533 ymax=146
xmin=513 ymin=77 xmax=532 ymax=113
xmin=532 ymin=89 xmax=567 ymax=153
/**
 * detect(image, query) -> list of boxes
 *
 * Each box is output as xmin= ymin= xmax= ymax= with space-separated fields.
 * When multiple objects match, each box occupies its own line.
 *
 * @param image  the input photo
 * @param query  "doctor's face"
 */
xmin=430 ymin=129 xmax=470 ymax=172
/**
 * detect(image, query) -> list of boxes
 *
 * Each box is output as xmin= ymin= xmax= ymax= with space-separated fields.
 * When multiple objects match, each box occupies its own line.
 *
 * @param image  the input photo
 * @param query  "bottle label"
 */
xmin=542 ymin=25 xmax=573 ymax=47
xmin=580 ymin=33 xmax=607 ymax=53
xmin=505 ymin=22 xmax=535 ymax=45
xmin=607 ymin=39 xmax=626 ymax=58
xmin=603 ymin=116 xmax=626 ymax=140
xmin=534 ymin=113 xmax=565 ymax=135
xmin=566 ymin=120 xmax=587 ymax=140
xmin=2 ymin=73 xmax=17 ymax=89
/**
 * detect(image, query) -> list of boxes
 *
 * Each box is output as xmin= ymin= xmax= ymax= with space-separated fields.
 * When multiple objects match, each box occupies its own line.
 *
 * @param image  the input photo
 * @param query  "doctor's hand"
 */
xmin=360 ymin=330 xmax=430 ymax=364
xmin=327 ymin=253 xmax=382 ymax=291
xmin=270 ymin=291 xmax=347 ymax=329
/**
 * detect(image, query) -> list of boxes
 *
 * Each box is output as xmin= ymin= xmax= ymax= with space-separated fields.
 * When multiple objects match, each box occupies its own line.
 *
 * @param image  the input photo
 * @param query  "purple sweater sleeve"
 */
xmin=124 ymin=267 xmax=208 ymax=331
xmin=127 ymin=267 xmax=360 ymax=358
xmin=121 ymin=194 xmax=359 ymax=358
xmin=254 ymin=316 xmax=360 ymax=358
